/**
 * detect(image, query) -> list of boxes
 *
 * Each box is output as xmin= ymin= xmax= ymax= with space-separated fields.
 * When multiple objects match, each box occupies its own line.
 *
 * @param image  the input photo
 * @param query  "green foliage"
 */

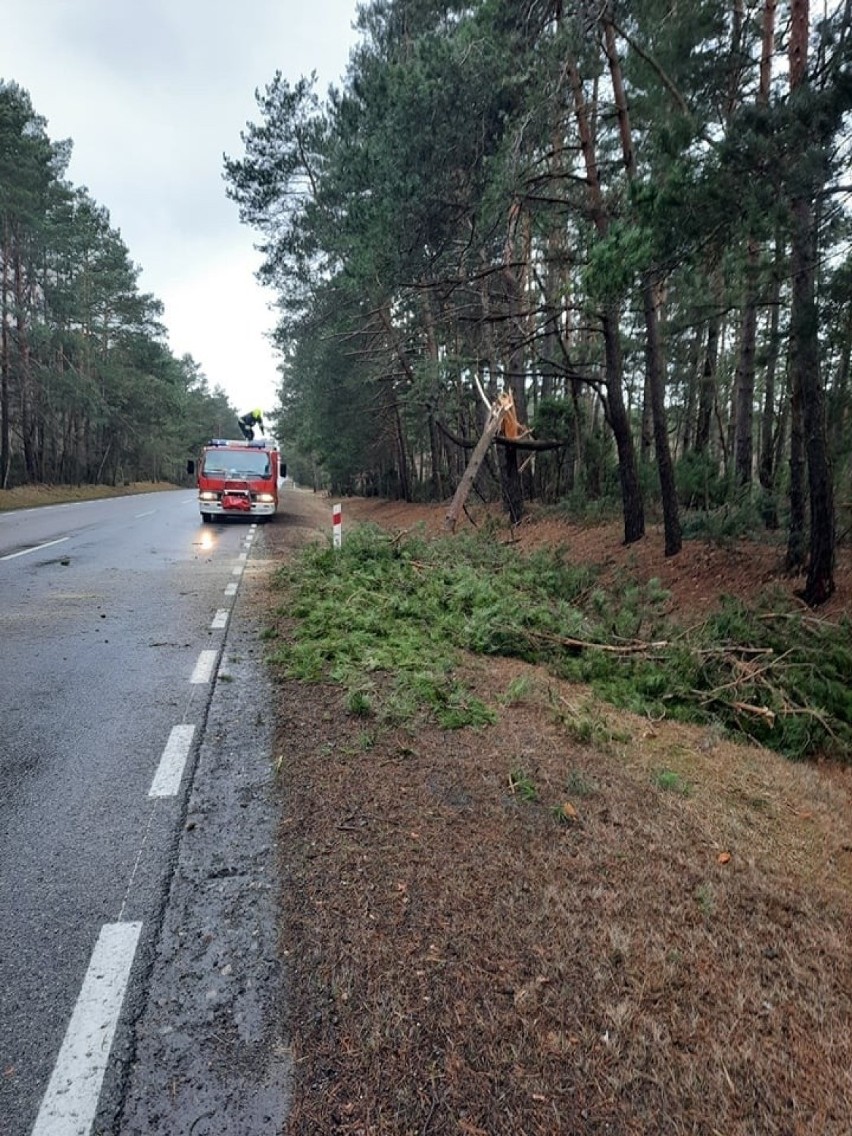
xmin=680 ymin=501 xmax=766 ymax=544
xmin=652 ymin=768 xmax=692 ymax=796
xmin=347 ymin=690 xmax=375 ymax=718
xmin=508 ymin=770 xmax=538 ymax=803
xmin=694 ymin=883 xmax=716 ymax=917
xmin=695 ymin=598 xmax=852 ymax=760
xmin=0 ymin=81 xmax=235 ymax=487
xmin=215 ymin=0 xmax=852 ymax=545
xmin=676 ymin=452 xmax=728 ymax=511
xmin=531 ymin=398 xmax=575 ymax=442
xmin=584 ymin=221 xmax=655 ymax=301
xmin=270 ymin=522 xmax=851 ymax=761
xmin=499 ymin=675 xmax=535 ymax=705
xmin=550 ymin=691 xmax=632 ymax=748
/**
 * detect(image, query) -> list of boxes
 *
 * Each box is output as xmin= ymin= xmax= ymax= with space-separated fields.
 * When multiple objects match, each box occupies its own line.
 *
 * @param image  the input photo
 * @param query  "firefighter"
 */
xmin=237 ymin=408 xmax=264 ymax=441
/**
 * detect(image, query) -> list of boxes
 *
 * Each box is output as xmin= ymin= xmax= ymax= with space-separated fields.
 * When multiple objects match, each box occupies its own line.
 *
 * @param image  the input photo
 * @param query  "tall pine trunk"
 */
xmin=758 ymin=234 xmax=785 ymax=526
xmin=568 ymin=56 xmax=644 ymax=545
xmin=733 ymin=239 xmax=759 ymax=488
xmin=643 ymin=274 xmax=682 ymax=555
xmin=604 ymin=18 xmax=680 ymax=554
xmin=695 ymin=308 xmax=720 ymax=455
xmin=787 ymin=0 xmax=835 ymax=604
xmin=602 ymin=307 xmax=645 ymax=543
xmin=786 ymin=374 xmax=807 ymax=571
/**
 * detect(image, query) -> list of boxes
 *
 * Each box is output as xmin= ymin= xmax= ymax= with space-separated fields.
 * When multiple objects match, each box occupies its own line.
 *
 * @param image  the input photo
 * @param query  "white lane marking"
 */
xmin=224 ymin=582 xmax=237 ymax=597
xmin=231 ymin=565 xmax=243 ymax=577
xmin=211 ymin=609 xmax=229 ymax=630
xmin=238 ymin=552 xmax=248 ymax=562
xmin=31 ymin=922 xmax=142 ymax=1136
xmin=190 ymin=650 xmax=218 ymax=684
xmin=148 ymin=724 xmax=195 ymax=797
xmin=0 ymin=536 xmax=69 ymax=562
xmin=134 ymin=509 xmax=156 ymax=518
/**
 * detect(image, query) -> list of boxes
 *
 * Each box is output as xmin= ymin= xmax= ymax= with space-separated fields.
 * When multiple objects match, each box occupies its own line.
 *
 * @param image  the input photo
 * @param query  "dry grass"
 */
xmin=264 ymin=497 xmax=852 ymax=1136
xmin=0 ymin=482 xmax=180 ymax=511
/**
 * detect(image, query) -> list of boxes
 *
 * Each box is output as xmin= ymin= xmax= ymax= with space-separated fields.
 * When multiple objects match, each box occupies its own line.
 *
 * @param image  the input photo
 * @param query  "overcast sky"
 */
xmin=1 ymin=0 xmax=361 ymax=415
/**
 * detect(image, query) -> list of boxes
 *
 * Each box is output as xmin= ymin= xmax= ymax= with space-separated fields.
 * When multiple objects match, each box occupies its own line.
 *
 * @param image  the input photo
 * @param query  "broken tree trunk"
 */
xmin=444 ymin=396 xmax=512 ymax=532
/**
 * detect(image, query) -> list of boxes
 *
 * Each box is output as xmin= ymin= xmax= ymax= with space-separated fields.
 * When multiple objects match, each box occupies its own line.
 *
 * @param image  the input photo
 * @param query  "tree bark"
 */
xmin=732 ymin=3 xmax=776 ymax=491
xmin=603 ymin=17 xmax=679 ymax=553
xmin=567 ymin=55 xmax=644 ymax=545
xmin=643 ymin=275 xmax=682 ymax=555
xmin=444 ymin=401 xmax=510 ymax=531
xmin=421 ymin=293 xmax=445 ymax=500
xmin=602 ymin=308 xmax=645 ymax=543
xmin=733 ymin=239 xmax=759 ymax=487
xmin=787 ymin=0 xmax=835 ymax=604
xmin=694 ymin=307 xmax=720 ymax=455
xmin=499 ymin=442 xmax=524 ymax=525
xmin=758 ymin=233 xmax=784 ymax=515
xmin=785 ymin=372 xmax=807 ymax=572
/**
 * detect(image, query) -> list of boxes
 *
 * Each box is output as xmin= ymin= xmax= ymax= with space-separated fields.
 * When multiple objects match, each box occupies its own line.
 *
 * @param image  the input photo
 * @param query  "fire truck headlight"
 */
xmin=199 ymin=491 xmax=217 ymax=501
xmin=257 ymin=493 xmax=275 ymax=503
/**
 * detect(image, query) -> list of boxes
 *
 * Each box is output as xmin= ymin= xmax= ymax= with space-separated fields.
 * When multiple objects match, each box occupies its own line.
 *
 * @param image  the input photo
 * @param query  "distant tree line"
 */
xmin=226 ymin=0 xmax=852 ymax=605
xmin=0 ymin=81 xmax=236 ymax=491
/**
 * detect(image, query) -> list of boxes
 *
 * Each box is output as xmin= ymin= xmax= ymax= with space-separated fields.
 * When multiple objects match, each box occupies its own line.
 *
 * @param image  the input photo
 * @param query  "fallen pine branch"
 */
xmin=522 ymin=627 xmax=669 ymax=654
xmin=694 ymin=645 xmax=775 ymax=657
xmin=731 ymin=700 xmax=777 ymax=726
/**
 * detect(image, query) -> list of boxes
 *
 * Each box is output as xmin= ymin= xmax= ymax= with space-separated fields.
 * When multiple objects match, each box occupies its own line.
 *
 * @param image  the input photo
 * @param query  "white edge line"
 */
xmin=224 ymin=582 xmax=238 ymax=596
xmin=0 ymin=536 xmax=69 ymax=562
xmin=190 ymin=649 xmax=218 ymax=684
xmin=148 ymin=724 xmax=195 ymax=797
xmin=31 ymin=921 xmax=142 ymax=1136
xmin=231 ymin=565 xmax=243 ymax=576
xmin=211 ymin=609 xmax=229 ymax=630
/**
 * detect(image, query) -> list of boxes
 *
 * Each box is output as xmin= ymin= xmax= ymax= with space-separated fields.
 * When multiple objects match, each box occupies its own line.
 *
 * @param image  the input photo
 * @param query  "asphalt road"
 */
xmin=0 ymin=490 xmax=275 ymax=1135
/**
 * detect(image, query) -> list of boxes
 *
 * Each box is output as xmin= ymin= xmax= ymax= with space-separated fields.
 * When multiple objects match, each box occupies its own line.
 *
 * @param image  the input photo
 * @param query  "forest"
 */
xmin=225 ymin=0 xmax=852 ymax=606
xmin=0 ymin=82 xmax=236 ymax=492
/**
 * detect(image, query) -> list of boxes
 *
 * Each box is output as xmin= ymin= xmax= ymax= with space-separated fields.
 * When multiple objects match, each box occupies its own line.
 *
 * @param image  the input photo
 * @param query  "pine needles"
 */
xmin=268 ymin=524 xmax=851 ymax=760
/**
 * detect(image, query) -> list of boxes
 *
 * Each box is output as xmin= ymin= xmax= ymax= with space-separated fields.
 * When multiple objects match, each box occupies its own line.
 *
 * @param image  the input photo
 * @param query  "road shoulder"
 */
xmin=117 ymin=548 xmax=290 ymax=1135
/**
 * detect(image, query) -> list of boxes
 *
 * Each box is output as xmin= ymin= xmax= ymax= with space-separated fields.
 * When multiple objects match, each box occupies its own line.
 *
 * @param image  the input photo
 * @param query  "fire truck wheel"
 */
xmin=201 ymin=512 xmax=213 ymax=524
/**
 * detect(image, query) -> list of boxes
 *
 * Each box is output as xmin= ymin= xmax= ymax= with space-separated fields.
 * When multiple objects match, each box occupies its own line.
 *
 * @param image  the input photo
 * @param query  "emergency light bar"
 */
xmin=206 ymin=438 xmax=273 ymax=448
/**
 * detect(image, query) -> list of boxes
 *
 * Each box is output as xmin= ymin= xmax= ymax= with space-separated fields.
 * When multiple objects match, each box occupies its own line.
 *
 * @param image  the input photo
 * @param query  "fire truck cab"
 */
xmin=193 ymin=438 xmax=282 ymax=523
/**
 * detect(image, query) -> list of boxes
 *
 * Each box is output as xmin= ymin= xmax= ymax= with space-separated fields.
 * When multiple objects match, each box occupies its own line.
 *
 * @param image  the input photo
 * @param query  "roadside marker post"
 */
xmin=333 ymin=503 xmax=342 ymax=549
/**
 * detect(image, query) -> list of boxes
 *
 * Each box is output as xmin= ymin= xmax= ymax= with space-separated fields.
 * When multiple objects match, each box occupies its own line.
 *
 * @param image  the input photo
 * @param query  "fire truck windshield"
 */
xmin=203 ymin=450 xmax=270 ymax=478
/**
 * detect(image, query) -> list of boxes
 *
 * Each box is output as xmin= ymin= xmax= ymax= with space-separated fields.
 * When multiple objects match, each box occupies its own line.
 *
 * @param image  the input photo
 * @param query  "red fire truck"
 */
xmin=191 ymin=438 xmax=283 ymax=523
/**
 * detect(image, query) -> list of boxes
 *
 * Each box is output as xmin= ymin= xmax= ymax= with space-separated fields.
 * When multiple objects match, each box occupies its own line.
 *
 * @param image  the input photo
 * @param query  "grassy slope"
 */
xmin=264 ymin=505 xmax=852 ymax=1136
xmin=0 ymin=483 xmax=181 ymax=511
